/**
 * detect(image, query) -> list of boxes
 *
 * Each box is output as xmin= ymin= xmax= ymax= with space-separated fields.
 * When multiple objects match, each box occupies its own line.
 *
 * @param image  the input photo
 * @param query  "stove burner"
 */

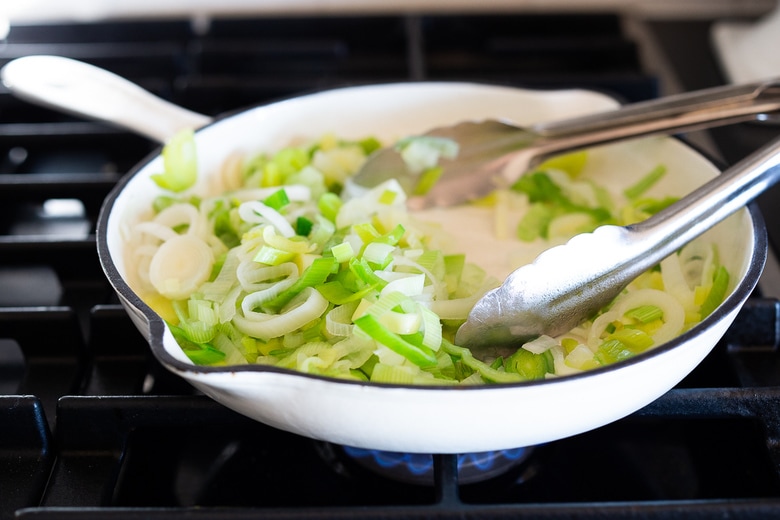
xmin=341 ymin=446 xmax=534 ymax=485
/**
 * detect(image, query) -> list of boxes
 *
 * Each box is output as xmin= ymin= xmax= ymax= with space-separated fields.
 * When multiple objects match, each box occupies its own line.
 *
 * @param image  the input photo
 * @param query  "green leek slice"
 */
xmin=151 ymin=129 xmax=198 ymax=193
xmin=264 ymin=256 xmax=337 ymax=312
xmin=505 ymin=348 xmax=553 ymax=380
xmin=699 ymin=266 xmax=730 ymax=318
xmin=624 ymin=165 xmax=667 ymax=200
xmin=354 ymin=314 xmax=437 ymax=367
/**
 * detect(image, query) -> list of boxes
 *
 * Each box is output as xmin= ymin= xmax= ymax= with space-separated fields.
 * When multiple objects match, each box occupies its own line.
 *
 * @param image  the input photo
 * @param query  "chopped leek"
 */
xmin=149 ymin=234 xmax=214 ymax=300
xmin=516 ymin=203 xmax=554 ymax=241
xmin=354 ymin=314 xmax=437 ymax=368
xmin=609 ymin=328 xmax=654 ymax=351
xmin=318 ymin=192 xmax=342 ymax=222
xmin=505 ymin=348 xmax=553 ymax=380
xmin=130 ymin=131 xmax=732 ymax=386
xmin=512 ymin=169 xmax=635 ymax=242
xmin=295 ymin=216 xmax=314 ymax=237
xmin=263 ymin=188 xmax=291 ymax=210
xmin=253 ymin=245 xmax=295 ymax=266
xmin=170 ymin=323 xmax=226 ymax=364
xmin=699 ymin=266 xmax=730 ymax=318
xmin=151 ymin=129 xmax=198 ymax=193
xmin=396 ymin=135 xmax=459 ymax=174
xmin=624 ymin=305 xmax=663 ymax=324
xmin=537 ymin=151 xmax=588 ymax=178
xmin=263 ymin=257 xmax=337 ymax=312
xmin=316 ymin=280 xmax=378 ymax=305
xmin=413 ymin=167 xmax=444 ymax=196
xmin=624 ymin=165 xmax=667 ymax=200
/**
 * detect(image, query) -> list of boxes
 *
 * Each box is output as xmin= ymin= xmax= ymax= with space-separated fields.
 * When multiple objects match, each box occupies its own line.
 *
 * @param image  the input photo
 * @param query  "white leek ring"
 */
xmin=263 ymin=224 xmax=314 ymax=254
xmin=587 ymin=310 xmax=620 ymax=350
xmin=149 ymin=234 xmax=214 ymax=300
xmin=238 ymin=201 xmax=295 ymax=237
xmin=134 ymin=221 xmax=178 ymax=242
xmin=154 ymin=202 xmax=205 ymax=236
xmin=233 ymin=287 xmax=329 ymax=341
xmin=615 ymin=288 xmax=685 ymax=345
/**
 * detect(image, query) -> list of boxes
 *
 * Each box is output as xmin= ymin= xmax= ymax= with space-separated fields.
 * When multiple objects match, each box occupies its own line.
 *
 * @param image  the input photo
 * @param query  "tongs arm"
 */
xmin=531 ymin=79 xmax=780 ymax=155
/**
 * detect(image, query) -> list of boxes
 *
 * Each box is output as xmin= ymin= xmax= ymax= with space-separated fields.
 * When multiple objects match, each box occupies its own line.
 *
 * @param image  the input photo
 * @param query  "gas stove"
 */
xmin=2 ymin=8 xmax=780 ymax=519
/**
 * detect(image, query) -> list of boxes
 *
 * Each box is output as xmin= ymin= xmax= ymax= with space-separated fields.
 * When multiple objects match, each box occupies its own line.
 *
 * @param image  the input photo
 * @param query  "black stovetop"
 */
xmin=2 ymin=12 xmax=780 ymax=519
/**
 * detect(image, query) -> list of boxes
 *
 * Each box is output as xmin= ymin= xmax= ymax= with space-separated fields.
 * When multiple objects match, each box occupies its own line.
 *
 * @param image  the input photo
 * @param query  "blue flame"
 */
xmin=343 ymin=446 xmax=529 ymax=476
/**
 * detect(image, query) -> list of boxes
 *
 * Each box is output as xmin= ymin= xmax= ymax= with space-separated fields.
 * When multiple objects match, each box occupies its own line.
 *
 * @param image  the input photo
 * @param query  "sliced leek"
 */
xmin=130 ymin=132 xmax=732 ymax=385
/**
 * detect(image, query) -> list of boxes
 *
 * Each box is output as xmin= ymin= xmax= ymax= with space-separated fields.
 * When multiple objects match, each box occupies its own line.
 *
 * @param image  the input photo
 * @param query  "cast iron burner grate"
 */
xmin=2 ymin=11 xmax=780 ymax=520
xmin=6 ymin=381 xmax=780 ymax=516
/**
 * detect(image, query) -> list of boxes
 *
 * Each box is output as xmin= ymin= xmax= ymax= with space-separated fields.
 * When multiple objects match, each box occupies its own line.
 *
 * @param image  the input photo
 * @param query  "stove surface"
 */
xmin=2 ymin=11 xmax=780 ymax=519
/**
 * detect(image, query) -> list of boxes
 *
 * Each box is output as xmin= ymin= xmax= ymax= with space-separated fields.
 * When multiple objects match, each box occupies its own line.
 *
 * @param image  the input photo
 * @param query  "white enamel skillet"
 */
xmin=1 ymin=56 xmax=766 ymax=454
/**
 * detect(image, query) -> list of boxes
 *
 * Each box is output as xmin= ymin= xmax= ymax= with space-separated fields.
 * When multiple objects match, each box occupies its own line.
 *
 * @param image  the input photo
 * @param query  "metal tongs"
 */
xmin=456 ymin=135 xmax=780 ymax=350
xmin=351 ymin=79 xmax=780 ymax=210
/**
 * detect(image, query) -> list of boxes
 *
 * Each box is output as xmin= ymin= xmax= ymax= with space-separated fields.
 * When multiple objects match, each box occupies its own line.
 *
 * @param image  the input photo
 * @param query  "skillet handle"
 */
xmin=0 ymin=55 xmax=212 ymax=143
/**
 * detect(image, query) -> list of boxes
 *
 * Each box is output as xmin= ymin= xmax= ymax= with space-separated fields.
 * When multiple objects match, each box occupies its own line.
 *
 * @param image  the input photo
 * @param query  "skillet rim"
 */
xmin=94 ymin=80 xmax=768 ymax=391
